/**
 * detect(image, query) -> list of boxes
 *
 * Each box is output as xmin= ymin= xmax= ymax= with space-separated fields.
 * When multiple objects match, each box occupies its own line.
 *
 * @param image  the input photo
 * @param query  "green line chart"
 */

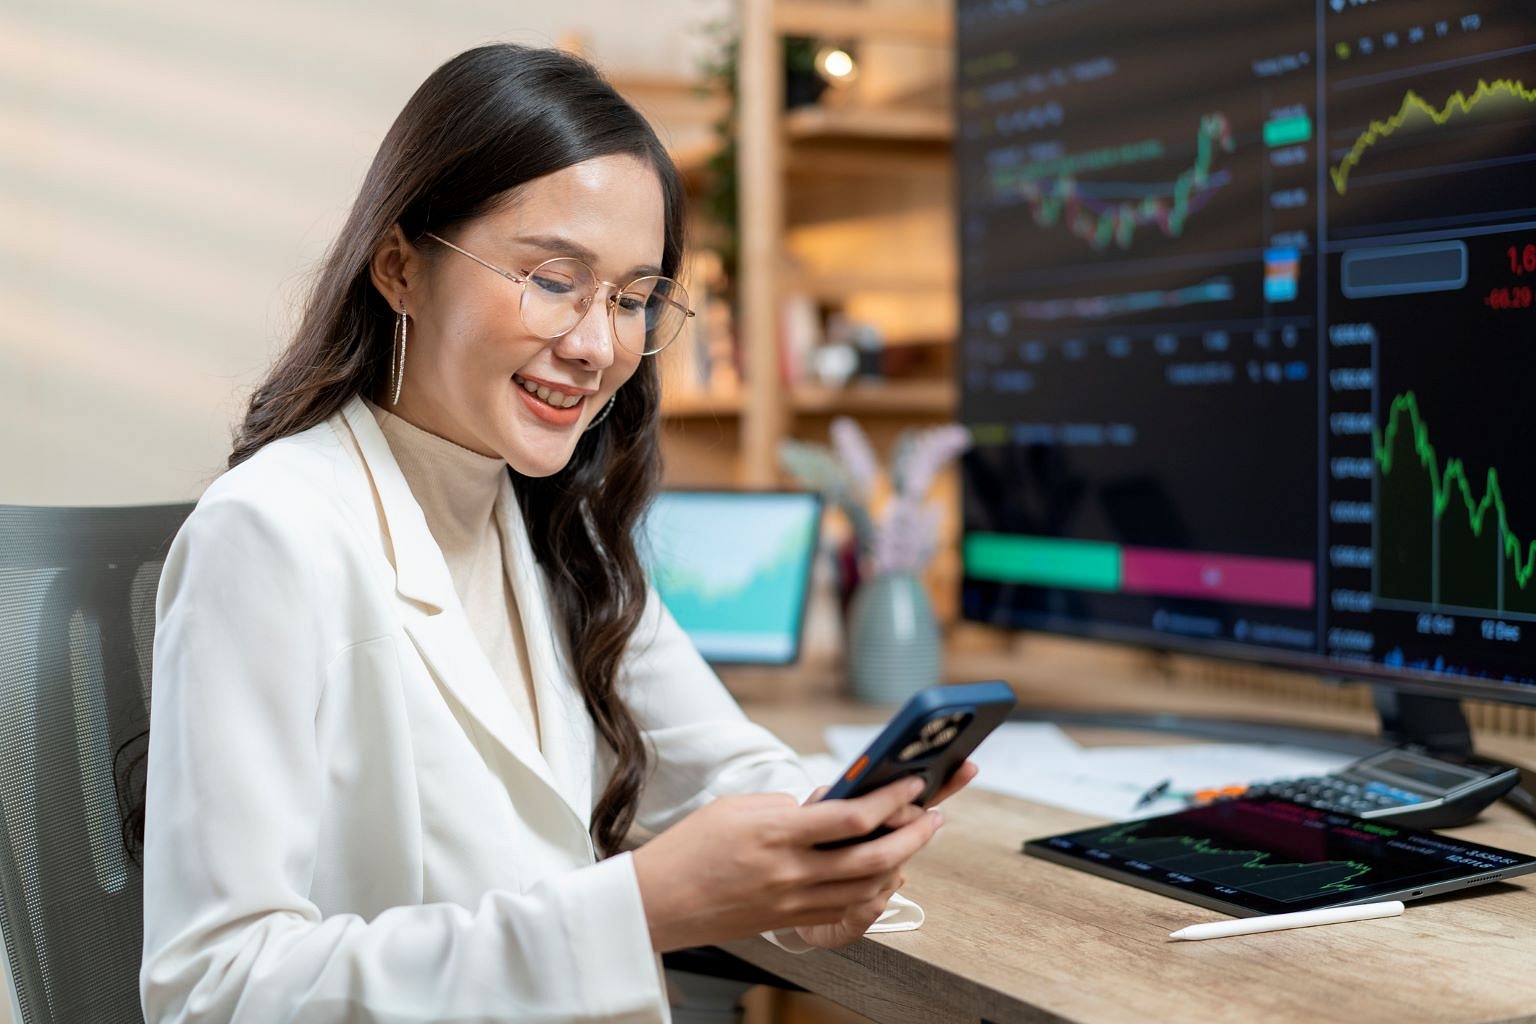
xmin=1089 ymin=821 xmax=1371 ymax=899
xmin=1330 ymin=78 xmax=1536 ymax=195
xmin=992 ymin=113 xmax=1235 ymax=251
xmin=1374 ymin=390 xmax=1536 ymax=614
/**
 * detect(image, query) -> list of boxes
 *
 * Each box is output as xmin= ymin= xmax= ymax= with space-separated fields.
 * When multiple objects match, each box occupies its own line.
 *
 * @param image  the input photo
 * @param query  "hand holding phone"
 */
xmin=815 ymin=680 xmax=1015 ymax=848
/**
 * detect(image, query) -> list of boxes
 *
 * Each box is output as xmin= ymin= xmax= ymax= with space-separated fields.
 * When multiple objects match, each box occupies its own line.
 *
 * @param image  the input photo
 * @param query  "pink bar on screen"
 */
xmin=1120 ymin=547 xmax=1315 ymax=609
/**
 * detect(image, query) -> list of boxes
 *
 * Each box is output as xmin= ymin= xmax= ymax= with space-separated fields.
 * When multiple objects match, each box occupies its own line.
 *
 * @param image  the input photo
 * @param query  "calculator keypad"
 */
xmin=1244 ymin=777 xmax=1426 ymax=815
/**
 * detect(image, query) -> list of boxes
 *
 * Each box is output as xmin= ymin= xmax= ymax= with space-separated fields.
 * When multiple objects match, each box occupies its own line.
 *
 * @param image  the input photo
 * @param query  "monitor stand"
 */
xmin=1372 ymin=688 xmax=1471 ymax=755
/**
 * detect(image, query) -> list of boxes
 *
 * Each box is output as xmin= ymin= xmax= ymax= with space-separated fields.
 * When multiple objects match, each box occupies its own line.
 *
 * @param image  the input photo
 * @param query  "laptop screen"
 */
xmin=639 ymin=490 xmax=822 ymax=665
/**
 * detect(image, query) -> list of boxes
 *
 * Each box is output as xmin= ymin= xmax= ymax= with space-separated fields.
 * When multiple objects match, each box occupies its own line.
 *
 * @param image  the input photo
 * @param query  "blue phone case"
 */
xmin=817 ymin=681 xmax=1016 ymax=848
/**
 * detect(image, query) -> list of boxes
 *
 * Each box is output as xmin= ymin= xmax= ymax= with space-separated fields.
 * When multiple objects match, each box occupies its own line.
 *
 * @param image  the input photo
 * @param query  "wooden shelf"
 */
xmin=787 ymin=271 xmax=956 ymax=302
xmin=664 ymin=381 xmax=956 ymax=419
xmin=787 ymin=143 xmax=951 ymax=178
xmin=784 ymin=104 xmax=952 ymax=144
xmin=790 ymin=379 xmax=956 ymax=416
xmin=660 ymin=391 xmax=744 ymax=418
xmin=772 ymin=1 xmax=952 ymax=43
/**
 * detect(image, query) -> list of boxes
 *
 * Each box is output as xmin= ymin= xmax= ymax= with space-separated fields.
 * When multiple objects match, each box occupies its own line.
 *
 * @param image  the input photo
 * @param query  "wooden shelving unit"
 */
xmin=734 ymin=0 xmax=957 ymax=486
xmin=600 ymin=19 xmax=960 ymax=496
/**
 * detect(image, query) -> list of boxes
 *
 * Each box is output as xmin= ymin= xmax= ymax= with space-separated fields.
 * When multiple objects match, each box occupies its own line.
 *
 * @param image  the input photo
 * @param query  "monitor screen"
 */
xmin=640 ymin=490 xmax=821 ymax=665
xmin=956 ymin=0 xmax=1536 ymax=704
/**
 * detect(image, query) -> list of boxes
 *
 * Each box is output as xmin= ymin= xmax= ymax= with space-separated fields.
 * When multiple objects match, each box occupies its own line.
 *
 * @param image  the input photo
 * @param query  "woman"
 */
xmin=140 ymin=44 xmax=973 ymax=1023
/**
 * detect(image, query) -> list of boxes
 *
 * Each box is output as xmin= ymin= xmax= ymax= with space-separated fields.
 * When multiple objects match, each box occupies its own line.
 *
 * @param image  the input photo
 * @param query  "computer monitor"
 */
xmin=955 ymin=0 xmax=1536 ymax=750
xmin=639 ymin=490 xmax=821 ymax=666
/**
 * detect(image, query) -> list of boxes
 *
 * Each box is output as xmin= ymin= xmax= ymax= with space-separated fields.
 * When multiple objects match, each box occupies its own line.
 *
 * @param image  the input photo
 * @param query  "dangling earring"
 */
xmin=389 ymin=299 xmax=408 ymax=405
xmin=585 ymin=395 xmax=616 ymax=431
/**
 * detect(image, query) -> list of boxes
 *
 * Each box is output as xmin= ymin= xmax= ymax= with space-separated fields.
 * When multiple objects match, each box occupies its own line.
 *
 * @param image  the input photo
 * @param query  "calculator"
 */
xmin=1242 ymin=747 xmax=1522 ymax=829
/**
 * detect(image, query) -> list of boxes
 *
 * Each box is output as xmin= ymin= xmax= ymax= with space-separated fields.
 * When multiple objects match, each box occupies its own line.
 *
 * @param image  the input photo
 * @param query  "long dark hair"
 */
xmin=229 ymin=44 xmax=683 ymax=856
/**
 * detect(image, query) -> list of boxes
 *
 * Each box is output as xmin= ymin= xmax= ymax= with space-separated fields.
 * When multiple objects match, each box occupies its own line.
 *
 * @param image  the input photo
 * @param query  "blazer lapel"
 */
xmin=335 ymin=398 xmax=568 ymax=806
xmin=496 ymin=484 xmax=596 ymax=829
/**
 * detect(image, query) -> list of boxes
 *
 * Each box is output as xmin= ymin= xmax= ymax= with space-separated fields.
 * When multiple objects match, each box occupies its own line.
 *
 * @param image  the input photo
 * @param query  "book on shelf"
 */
xmin=778 ymin=291 xmax=822 ymax=386
xmin=661 ymin=249 xmax=739 ymax=407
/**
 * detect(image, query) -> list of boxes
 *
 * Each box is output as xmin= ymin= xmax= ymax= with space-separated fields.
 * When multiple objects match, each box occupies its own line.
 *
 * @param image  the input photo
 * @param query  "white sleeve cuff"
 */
xmin=552 ymin=852 xmax=667 ymax=1014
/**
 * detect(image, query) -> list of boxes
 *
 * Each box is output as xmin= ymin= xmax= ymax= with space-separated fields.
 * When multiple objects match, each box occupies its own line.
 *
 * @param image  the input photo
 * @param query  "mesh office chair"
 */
xmin=0 ymin=503 xmax=192 ymax=1024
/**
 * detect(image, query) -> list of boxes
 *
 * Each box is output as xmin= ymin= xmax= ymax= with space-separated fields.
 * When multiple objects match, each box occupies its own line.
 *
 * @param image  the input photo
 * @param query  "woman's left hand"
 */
xmin=802 ymin=758 xmax=979 ymax=815
xmin=920 ymin=758 xmax=979 ymax=810
xmin=791 ymin=759 xmax=979 ymax=949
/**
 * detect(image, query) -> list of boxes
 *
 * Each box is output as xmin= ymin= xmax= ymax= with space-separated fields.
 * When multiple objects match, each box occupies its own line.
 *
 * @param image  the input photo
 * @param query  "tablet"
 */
xmin=639 ymin=490 xmax=820 ymax=665
xmin=1023 ymin=796 xmax=1536 ymax=917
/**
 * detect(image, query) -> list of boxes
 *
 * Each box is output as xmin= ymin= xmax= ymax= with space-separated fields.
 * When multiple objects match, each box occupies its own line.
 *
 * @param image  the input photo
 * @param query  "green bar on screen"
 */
xmin=1263 ymin=115 xmax=1313 ymax=148
xmin=964 ymin=533 xmax=1122 ymax=591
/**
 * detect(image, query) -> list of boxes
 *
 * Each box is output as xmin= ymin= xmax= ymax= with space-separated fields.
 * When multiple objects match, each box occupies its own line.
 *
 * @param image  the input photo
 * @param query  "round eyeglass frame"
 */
xmin=422 ymin=231 xmax=692 ymax=356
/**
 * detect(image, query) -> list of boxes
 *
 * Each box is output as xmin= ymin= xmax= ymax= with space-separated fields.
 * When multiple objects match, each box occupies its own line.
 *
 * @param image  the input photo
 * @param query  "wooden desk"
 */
xmin=721 ymin=646 xmax=1536 ymax=1024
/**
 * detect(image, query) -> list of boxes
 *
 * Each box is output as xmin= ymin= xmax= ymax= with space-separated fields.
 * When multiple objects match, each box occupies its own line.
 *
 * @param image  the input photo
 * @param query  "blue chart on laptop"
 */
xmin=641 ymin=491 xmax=821 ymax=664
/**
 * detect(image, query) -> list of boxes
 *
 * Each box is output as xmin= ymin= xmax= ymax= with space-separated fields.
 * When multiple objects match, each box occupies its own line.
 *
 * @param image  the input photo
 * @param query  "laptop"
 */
xmin=639 ymin=490 xmax=822 ymax=665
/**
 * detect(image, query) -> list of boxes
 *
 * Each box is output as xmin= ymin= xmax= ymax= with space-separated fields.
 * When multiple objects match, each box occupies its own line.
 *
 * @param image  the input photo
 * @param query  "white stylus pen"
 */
xmin=1169 ymin=900 xmax=1405 ymax=941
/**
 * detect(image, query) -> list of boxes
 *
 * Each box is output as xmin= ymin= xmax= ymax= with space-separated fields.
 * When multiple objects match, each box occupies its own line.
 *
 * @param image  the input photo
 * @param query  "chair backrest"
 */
xmin=0 ymin=504 xmax=192 ymax=1024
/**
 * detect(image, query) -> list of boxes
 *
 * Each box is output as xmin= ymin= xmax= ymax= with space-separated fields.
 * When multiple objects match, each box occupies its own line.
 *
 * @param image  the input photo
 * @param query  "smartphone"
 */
xmin=815 ymin=680 xmax=1016 ymax=848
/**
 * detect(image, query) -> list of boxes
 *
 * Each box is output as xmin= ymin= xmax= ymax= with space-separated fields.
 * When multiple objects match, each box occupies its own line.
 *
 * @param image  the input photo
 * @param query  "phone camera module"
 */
xmin=900 ymin=711 xmax=974 ymax=761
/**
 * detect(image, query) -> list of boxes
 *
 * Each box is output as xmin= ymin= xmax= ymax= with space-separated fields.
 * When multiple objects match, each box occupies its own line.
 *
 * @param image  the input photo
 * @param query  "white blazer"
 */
xmin=140 ymin=396 xmax=818 ymax=1023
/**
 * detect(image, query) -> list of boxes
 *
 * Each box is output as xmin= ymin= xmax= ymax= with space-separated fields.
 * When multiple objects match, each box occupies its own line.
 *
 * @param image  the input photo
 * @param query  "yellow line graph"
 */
xmin=1330 ymin=77 xmax=1536 ymax=195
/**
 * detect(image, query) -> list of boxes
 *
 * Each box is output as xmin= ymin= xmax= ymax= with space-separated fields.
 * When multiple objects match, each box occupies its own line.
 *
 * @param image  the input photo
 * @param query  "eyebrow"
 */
xmin=512 ymin=234 xmax=662 ymax=280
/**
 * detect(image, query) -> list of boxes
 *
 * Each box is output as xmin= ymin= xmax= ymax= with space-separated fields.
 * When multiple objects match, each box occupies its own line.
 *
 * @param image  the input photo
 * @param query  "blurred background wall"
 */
xmin=1 ymin=0 xmax=729 ymax=504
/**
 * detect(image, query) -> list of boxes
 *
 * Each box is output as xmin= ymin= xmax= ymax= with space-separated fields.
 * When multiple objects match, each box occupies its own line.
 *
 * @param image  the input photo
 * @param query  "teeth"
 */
xmin=516 ymin=375 xmax=583 ymax=409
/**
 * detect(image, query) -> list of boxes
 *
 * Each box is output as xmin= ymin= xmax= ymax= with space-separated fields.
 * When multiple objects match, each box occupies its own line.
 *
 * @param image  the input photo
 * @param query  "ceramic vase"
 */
xmin=845 ymin=570 xmax=940 ymax=703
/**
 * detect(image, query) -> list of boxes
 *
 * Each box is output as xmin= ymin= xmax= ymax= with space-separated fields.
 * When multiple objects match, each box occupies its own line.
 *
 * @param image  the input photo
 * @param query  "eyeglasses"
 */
xmin=423 ymin=232 xmax=693 ymax=356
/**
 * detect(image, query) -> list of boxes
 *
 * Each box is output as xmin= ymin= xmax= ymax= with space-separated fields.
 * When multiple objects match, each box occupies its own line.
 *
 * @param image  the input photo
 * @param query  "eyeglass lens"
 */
xmin=521 ymin=258 xmax=689 ymax=355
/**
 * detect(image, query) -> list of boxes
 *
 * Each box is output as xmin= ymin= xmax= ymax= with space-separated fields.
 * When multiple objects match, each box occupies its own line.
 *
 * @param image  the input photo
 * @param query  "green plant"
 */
xmin=697 ymin=18 xmax=739 ymax=298
xmin=695 ymin=25 xmax=824 ymax=303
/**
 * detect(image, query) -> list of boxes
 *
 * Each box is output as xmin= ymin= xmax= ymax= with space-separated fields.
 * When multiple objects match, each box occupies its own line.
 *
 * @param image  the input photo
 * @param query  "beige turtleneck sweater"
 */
xmin=369 ymin=402 xmax=541 ymax=749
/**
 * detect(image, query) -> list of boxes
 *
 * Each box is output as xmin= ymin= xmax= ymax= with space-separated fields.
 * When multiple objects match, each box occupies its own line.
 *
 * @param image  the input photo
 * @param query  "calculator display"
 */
xmin=1365 ymin=755 xmax=1479 ymax=793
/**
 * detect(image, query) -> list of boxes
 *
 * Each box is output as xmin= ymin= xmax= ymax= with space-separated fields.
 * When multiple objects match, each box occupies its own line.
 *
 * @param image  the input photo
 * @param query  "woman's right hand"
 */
xmin=631 ymin=776 xmax=942 ymax=953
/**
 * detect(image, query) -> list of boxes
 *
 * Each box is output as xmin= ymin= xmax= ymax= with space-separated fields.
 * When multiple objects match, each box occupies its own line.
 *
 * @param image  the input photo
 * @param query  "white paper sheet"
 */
xmin=820 ymin=722 xmax=1358 ymax=821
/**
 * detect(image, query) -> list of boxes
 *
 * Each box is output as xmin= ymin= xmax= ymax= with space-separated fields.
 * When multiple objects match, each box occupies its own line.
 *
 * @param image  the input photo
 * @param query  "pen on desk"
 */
xmin=1134 ymin=778 xmax=1171 ymax=809
xmin=1168 ymin=901 xmax=1405 ymax=941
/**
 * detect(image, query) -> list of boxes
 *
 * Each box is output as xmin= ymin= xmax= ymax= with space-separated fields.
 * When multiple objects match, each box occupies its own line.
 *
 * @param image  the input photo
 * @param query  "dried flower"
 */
xmin=777 ymin=417 xmax=970 ymax=575
xmin=891 ymin=424 xmax=970 ymax=502
xmin=777 ymin=437 xmax=876 ymax=552
xmin=830 ymin=416 xmax=879 ymax=503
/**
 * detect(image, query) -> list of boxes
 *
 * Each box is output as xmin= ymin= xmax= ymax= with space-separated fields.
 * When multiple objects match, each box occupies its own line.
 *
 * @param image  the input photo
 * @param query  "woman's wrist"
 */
xmin=631 ymin=845 xmax=693 ymax=953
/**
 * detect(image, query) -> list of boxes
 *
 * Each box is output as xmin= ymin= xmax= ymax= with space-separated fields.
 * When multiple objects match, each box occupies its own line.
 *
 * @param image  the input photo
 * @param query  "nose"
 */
xmin=551 ymin=293 xmax=618 ymax=370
